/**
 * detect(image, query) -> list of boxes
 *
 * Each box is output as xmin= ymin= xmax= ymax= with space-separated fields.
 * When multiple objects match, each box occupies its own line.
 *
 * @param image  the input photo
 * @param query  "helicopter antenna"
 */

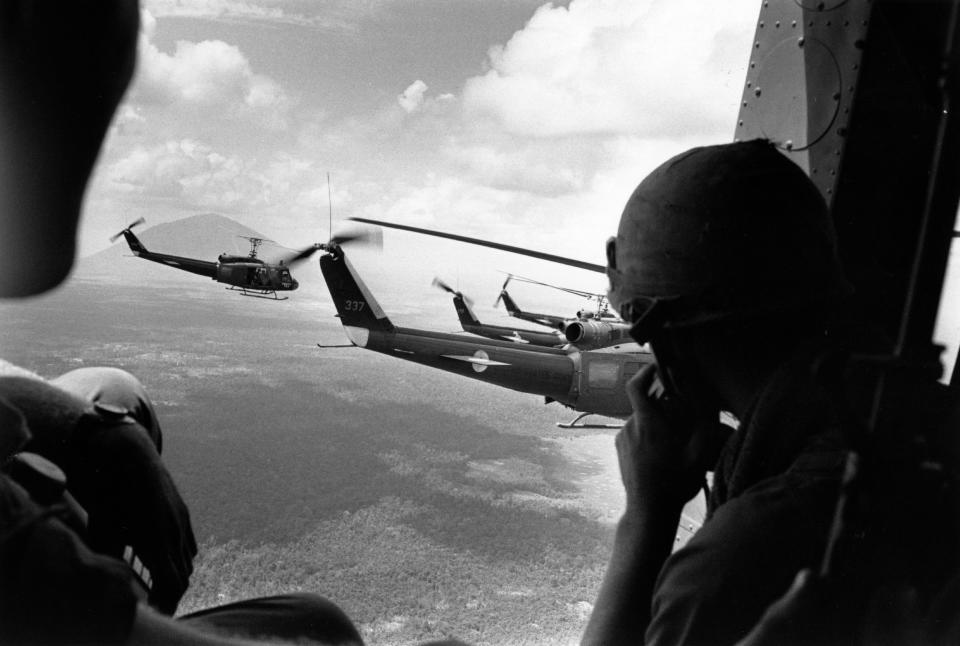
xmin=327 ymin=172 xmax=333 ymax=242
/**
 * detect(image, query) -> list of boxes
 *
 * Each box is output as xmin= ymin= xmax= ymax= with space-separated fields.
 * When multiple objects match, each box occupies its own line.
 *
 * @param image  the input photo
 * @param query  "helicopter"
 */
xmin=497 ymin=273 xmax=618 ymax=323
xmin=432 ymin=277 xmax=567 ymax=347
xmin=109 ymin=218 xmax=351 ymax=300
xmin=499 ymin=288 xmax=635 ymax=348
xmin=494 ymin=275 xmax=635 ymax=349
xmin=317 ymin=241 xmax=652 ymax=428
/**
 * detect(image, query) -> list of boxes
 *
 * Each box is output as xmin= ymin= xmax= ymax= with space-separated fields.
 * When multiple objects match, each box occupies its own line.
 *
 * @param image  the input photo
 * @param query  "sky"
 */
xmin=80 ymin=0 xmax=761 ymax=305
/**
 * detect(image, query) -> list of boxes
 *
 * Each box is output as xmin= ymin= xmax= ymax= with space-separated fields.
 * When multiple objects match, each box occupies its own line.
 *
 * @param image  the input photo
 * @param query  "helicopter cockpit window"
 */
xmin=586 ymin=359 xmax=620 ymax=389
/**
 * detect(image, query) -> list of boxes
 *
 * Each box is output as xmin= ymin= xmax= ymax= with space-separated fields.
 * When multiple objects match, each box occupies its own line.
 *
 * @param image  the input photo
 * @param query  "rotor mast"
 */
xmin=245 ymin=237 xmax=264 ymax=258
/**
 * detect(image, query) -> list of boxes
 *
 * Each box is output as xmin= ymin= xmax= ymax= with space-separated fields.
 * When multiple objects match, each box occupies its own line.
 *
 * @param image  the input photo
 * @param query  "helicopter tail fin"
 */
xmin=109 ymin=218 xmax=148 ymax=255
xmin=319 ymin=246 xmax=395 ymax=334
xmin=499 ymin=290 xmax=521 ymax=316
xmin=453 ymin=294 xmax=482 ymax=328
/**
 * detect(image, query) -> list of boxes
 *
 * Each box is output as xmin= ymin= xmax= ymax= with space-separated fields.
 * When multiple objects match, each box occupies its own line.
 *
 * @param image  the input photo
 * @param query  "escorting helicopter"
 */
xmin=494 ymin=275 xmax=635 ymax=349
xmin=348 ymin=217 xmax=637 ymax=350
xmin=109 ymin=218 xmax=364 ymax=299
xmin=496 ymin=274 xmax=618 ymax=324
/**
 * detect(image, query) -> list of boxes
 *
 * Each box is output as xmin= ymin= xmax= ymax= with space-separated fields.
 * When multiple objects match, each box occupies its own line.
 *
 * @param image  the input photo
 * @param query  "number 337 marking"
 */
xmin=344 ymin=300 xmax=366 ymax=312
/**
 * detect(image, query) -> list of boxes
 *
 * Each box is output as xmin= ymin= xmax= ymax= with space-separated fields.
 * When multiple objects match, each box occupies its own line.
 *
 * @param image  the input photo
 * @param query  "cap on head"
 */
xmin=607 ymin=139 xmax=851 ymax=328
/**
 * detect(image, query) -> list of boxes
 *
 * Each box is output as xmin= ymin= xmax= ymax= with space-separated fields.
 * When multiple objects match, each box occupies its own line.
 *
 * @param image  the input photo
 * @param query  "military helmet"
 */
xmin=606 ymin=140 xmax=851 ymax=331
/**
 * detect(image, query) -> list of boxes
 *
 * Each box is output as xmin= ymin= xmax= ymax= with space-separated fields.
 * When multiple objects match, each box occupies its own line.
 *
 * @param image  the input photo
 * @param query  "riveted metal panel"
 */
xmin=736 ymin=0 xmax=872 ymax=207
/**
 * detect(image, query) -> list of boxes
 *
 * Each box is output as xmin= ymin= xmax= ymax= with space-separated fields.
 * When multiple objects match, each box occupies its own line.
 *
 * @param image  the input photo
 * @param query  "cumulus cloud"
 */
xmin=107 ymin=139 xmax=237 ymax=201
xmin=85 ymin=0 xmax=760 ymax=262
xmin=461 ymin=0 xmax=756 ymax=138
xmin=398 ymin=80 xmax=428 ymax=113
xmin=105 ymin=140 xmax=323 ymax=220
xmin=144 ymin=0 xmax=382 ymax=31
xmin=109 ymin=105 xmax=148 ymax=138
xmin=132 ymin=9 xmax=292 ymax=129
xmin=446 ymin=142 xmax=587 ymax=196
xmin=425 ymin=0 xmax=758 ymax=204
xmin=147 ymin=0 xmax=293 ymax=23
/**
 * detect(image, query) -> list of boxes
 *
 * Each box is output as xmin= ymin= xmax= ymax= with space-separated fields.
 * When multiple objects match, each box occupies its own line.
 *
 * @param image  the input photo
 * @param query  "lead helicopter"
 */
xmin=109 ymin=218 xmax=360 ymax=299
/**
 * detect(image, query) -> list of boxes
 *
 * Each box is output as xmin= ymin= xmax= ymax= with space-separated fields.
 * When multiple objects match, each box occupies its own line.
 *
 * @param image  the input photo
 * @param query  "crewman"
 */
xmin=582 ymin=140 xmax=860 ymax=645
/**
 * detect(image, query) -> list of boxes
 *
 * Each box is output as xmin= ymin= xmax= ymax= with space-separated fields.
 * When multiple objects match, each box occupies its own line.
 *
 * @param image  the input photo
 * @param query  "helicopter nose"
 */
xmin=291 ymin=279 xmax=299 ymax=290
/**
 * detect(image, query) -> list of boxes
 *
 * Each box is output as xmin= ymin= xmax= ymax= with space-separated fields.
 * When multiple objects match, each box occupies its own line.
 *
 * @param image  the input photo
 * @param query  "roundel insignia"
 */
xmin=473 ymin=350 xmax=490 ymax=373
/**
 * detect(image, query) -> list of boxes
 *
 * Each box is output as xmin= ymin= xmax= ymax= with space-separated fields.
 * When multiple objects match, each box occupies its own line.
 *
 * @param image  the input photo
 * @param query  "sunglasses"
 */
xmin=622 ymin=296 xmax=680 ymax=346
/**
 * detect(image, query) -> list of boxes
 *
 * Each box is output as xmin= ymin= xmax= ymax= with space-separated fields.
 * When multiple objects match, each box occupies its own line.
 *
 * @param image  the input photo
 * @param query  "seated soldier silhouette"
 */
xmin=0 ymin=1 xmax=364 ymax=643
xmin=583 ymin=140 xmax=860 ymax=645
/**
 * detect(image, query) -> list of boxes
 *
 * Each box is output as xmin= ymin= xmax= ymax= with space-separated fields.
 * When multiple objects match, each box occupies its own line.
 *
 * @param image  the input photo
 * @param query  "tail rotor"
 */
xmin=432 ymin=277 xmax=473 ymax=306
xmin=279 ymin=227 xmax=383 ymax=266
xmin=109 ymin=217 xmax=145 ymax=243
xmin=493 ymin=274 xmax=513 ymax=308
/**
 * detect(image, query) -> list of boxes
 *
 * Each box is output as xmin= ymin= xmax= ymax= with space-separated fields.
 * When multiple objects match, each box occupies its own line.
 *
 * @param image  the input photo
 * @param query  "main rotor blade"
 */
xmin=237 ymin=235 xmax=275 ymax=245
xmin=283 ymin=244 xmax=323 ymax=265
xmin=281 ymin=228 xmax=383 ymax=265
xmin=329 ymin=228 xmax=382 ymax=248
xmin=503 ymin=272 xmax=602 ymax=299
xmin=348 ymin=217 xmax=606 ymax=274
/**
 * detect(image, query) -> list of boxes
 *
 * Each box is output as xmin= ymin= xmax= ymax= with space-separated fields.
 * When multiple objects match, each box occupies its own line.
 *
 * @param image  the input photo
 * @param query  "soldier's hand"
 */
xmin=617 ymin=364 xmax=725 ymax=510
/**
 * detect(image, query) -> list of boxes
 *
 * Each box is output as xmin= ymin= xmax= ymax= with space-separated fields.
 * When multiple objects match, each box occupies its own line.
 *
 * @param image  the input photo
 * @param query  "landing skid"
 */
xmin=227 ymin=286 xmax=287 ymax=300
xmin=556 ymin=412 xmax=623 ymax=429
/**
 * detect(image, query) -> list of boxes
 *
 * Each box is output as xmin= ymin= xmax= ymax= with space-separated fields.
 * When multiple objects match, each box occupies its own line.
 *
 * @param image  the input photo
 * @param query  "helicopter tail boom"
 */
xmin=499 ymin=291 xmax=567 ymax=330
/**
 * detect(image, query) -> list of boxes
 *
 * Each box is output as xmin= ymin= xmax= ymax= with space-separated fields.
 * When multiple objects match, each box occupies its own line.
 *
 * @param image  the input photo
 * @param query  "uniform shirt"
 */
xmin=646 ymin=346 xmax=847 ymax=645
xmin=0 ymin=393 xmax=139 ymax=644
xmin=0 ymin=376 xmax=197 ymax=616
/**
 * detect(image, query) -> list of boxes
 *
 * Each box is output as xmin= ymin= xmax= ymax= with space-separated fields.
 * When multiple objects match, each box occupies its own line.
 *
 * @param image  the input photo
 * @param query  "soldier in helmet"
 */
xmin=582 ymin=140 xmax=861 ymax=646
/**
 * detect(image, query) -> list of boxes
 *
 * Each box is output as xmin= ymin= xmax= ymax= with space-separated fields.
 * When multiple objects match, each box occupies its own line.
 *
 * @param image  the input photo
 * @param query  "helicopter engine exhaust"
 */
xmin=565 ymin=320 xmax=604 ymax=345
